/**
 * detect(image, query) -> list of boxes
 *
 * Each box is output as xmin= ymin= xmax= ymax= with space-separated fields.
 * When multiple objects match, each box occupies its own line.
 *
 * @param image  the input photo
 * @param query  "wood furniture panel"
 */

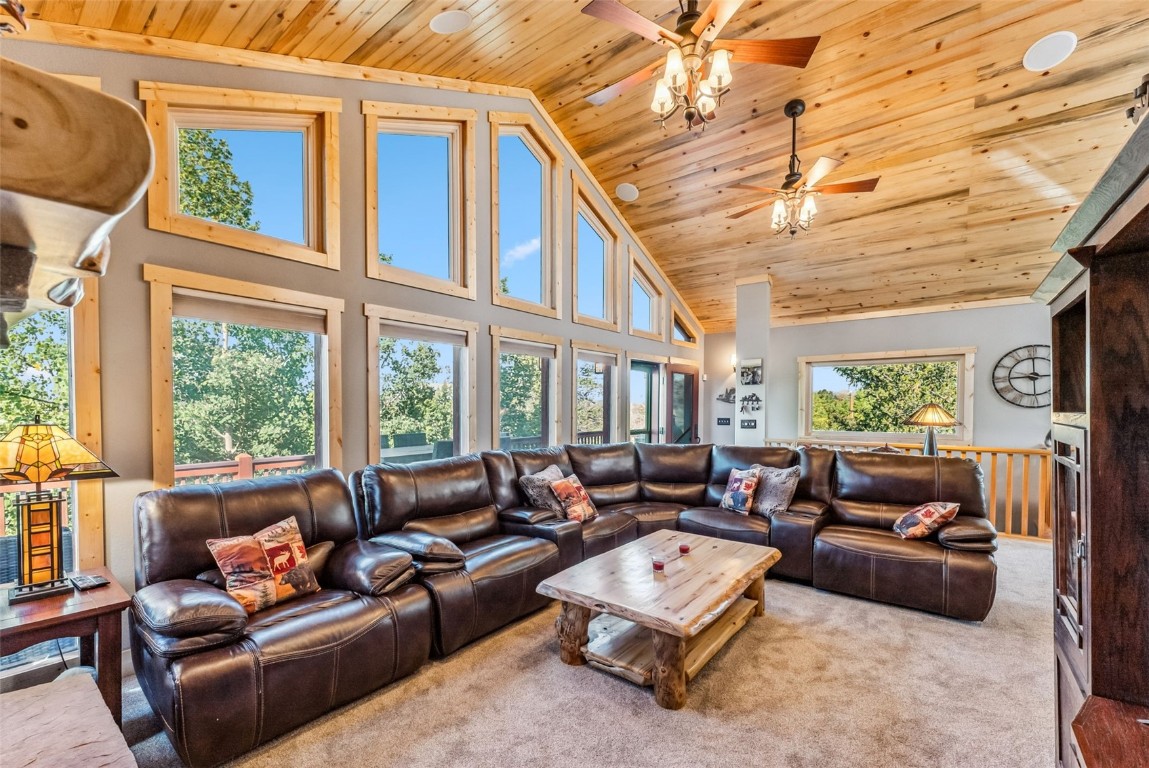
xmin=1042 ymin=110 xmax=1149 ymax=768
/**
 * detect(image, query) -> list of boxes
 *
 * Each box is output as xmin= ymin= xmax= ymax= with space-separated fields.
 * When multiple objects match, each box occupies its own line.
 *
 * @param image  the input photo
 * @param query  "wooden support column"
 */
xmin=652 ymin=630 xmax=687 ymax=710
xmin=556 ymin=601 xmax=591 ymax=665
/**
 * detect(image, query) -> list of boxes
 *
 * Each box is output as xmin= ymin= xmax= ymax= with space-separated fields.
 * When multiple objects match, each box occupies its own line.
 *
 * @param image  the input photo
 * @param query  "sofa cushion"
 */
xmin=549 ymin=474 xmax=598 ymax=522
xmin=720 ymin=468 xmax=759 ymax=514
xmin=678 ymin=506 xmax=770 ymax=547
xmin=354 ymin=455 xmax=497 ymax=539
xmin=751 ymin=465 xmax=801 ymax=517
xmin=403 ymin=505 xmax=499 ymax=544
xmin=796 ymin=447 xmax=836 ymax=505
xmin=581 ymin=509 xmax=639 ymax=559
xmin=206 ymin=516 xmax=319 ymax=614
xmin=832 ymin=451 xmax=988 ymax=519
xmin=518 ymin=464 xmax=565 ymax=514
xmin=599 ymin=501 xmax=683 ymax=537
xmin=566 ymin=443 xmax=640 ymax=506
xmin=706 ymin=445 xmax=797 ymax=506
xmin=636 ymin=443 xmax=711 ymax=505
xmin=197 ymin=540 xmax=334 ymax=590
xmin=893 ymin=502 xmax=960 ymax=539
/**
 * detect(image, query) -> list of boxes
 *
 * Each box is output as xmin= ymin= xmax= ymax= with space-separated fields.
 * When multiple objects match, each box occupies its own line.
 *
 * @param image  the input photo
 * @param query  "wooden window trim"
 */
xmin=491 ymin=325 xmax=563 ymax=447
xmin=72 ymin=278 xmax=105 ymax=568
xmin=629 ymin=249 xmax=666 ymax=342
xmin=489 ymin=112 xmax=562 ymax=320
xmin=572 ymin=341 xmax=623 ymax=443
xmin=797 ymin=347 xmax=976 ymax=444
xmin=571 ymin=172 xmax=620 ymax=332
xmin=139 ymin=81 xmax=341 ymax=269
xmin=670 ymin=306 xmax=701 ymax=349
xmin=144 ymin=264 xmax=344 ymax=488
xmin=364 ymin=102 xmax=477 ymax=300
xmin=364 ymin=304 xmax=479 ymax=461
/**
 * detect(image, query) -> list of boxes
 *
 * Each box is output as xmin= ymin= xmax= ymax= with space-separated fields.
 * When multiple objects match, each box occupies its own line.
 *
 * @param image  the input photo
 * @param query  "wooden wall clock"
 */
xmin=993 ymin=344 xmax=1052 ymax=407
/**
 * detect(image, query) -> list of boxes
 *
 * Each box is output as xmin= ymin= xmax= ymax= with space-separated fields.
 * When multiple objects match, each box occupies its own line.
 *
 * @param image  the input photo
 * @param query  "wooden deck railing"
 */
xmin=173 ymin=454 xmax=315 ymax=486
xmin=766 ymin=438 xmax=1052 ymax=539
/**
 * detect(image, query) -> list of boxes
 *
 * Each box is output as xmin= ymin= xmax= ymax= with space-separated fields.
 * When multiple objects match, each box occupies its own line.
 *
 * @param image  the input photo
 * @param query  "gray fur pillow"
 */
xmin=750 ymin=464 xmax=801 ymax=517
xmin=518 ymin=464 xmax=565 ymax=514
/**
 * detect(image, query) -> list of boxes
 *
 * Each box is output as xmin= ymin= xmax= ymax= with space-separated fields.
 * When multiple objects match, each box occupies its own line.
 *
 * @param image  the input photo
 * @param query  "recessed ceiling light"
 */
xmin=1023 ymin=31 xmax=1077 ymax=72
xmin=616 ymin=183 xmax=640 ymax=202
xmin=429 ymin=10 xmax=471 ymax=35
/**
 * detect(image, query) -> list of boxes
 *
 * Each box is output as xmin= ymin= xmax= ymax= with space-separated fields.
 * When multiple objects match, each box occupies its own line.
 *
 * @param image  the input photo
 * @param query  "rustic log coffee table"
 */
xmin=536 ymin=529 xmax=781 ymax=709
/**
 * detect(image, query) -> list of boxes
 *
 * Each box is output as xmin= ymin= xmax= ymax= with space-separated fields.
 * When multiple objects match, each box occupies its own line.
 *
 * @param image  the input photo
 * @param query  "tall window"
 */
xmin=493 ymin=328 xmax=561 ymax=449
xmin=799 ymin=348 xmax=976 ymax=442
xmin=140 ymin=81 xmax=341 ymax=268
xmin=146 ymin=265 xmax=344 ymax=487
xmin=364 ymin=102 xmax=476 ymax=298
xmin=629 ymin=359 xmax=663 ymax=444
xmin=573 ymin=177 xmax=619 ymax=331
xmin=573 ymin=345 xmax=620 ymax=445
xmin=490 ymin=112 xmax=561 ymax=318
xmin=630 ymin=252 xmax=664 ymax=340
xmin=367 ymin=305 xmax=477 ymax=463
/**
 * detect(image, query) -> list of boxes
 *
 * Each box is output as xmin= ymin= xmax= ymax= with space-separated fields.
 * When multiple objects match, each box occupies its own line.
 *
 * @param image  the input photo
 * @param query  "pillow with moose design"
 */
xmin=206 ymin=516 xmax=319 ymax=614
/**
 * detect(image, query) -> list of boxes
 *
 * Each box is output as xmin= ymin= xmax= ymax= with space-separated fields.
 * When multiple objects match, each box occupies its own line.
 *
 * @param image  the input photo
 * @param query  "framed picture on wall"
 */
xmin=739 ymin=359 xmax=763 ymax=386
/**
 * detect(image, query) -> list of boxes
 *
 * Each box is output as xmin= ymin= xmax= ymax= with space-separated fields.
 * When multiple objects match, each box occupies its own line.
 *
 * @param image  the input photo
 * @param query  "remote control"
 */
xmin=70 ymin=574 xmax=110 ymax=591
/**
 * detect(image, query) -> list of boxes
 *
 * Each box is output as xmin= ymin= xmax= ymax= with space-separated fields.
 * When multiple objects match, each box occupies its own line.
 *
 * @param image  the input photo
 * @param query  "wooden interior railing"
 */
xmin=766 ymin=438 xmax=1052 ymax=540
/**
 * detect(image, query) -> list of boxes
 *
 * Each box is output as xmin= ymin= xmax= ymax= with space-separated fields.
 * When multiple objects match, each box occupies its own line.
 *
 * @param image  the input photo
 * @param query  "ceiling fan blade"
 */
xmin=731 ymin=183 xmax=784 ymax=194
xmin=585 ymin=60 xmax=662 ymax=106
xmin=727 ymin=199 xmax=776 ymax=220
xmin=811 ymin=178 xmax=881 ymax=195
xmin=692 ymin=0 xmax=743 ymax=41
xmin=802 ymin=156 xmax=844 ymax=188
xmin=582 ymin=0 xmax=683 ymax=45
xmin=712 ymin=37 xmax=820 ymax=68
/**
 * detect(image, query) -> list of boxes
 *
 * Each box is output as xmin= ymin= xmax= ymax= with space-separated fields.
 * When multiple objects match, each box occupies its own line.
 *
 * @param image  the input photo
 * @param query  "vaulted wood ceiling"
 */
xmin=21 ymin=1 xmax=1148 ymax=331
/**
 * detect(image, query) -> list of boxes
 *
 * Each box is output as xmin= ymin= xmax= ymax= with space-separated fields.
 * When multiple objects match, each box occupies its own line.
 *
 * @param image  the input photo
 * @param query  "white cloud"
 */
xmin=502 ymin=237 xmax=540 ymax=266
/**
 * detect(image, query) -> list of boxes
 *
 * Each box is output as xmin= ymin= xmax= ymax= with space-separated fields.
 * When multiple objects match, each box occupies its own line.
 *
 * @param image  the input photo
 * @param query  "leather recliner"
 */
xmin=130 ymin=469 xmax=432 ymax=768
xmin=351 ymin=455 xmax=562 ymax=656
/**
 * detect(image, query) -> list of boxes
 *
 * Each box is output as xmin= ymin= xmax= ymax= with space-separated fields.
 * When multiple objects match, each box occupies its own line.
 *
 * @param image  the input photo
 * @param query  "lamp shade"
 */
xmin=0 ymin=419 xmax=117 ymax=485
xmin=904 ymin=403 xmax=958 ymax=428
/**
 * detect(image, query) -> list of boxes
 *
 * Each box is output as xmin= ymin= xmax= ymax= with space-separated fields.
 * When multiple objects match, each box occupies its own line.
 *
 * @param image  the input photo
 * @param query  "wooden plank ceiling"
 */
xmin=22 ymin=1 xmax=1148 ymax=331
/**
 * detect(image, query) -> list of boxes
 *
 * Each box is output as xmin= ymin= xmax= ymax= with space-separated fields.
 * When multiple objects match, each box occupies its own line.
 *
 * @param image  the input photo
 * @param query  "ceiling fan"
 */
xmin=728 ymin=98 xmax=880 ymax=236
xmin=581 ymin=0 xmax=820 ymax=128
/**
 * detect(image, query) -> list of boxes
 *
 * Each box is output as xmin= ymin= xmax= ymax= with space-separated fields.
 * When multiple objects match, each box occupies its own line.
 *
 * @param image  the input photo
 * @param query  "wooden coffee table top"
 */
xmin=537 ymin=529 xmax=780 ymax=639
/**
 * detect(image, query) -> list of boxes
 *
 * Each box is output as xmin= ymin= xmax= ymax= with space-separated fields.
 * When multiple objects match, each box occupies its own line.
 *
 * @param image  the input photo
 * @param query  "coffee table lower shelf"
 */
xmin=583 ymin=596 xmax=758 ymax=687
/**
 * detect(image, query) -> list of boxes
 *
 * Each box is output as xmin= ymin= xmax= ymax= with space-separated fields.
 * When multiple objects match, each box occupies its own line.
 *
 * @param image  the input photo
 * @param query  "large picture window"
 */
xmin=364 ymin=102 xmax=476 ymax=298
xmin=146 ymin=265 xmax=344 ymax=487
xmin=799 ymin=348 xmax=976 ymax=443
xmin=490 ymin=112 xmax=561 ymax=318
xmin=572 ymin=343 xmax=621 ymax=445
xmin=493 ymin=327 xmax=562 ymax=449
xmin=572 ymin=175 xmax=619 ymax=331
xmin=140 ymin=81 xmax=341 ymax=268
xmin=366 ymin=305 xmax=477 ymax=463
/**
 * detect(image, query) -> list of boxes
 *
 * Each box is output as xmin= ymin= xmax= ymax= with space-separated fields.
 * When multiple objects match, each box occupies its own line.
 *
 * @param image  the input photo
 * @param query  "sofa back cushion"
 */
xmin=566 ymin=443 xmax=640 ymax=506
xmin=796 ymin=447 xmax=836 ymax=504
xmin=705 ymin=446 xmax=798 ymax=507
xmin=831 ymin=451 xmax=988 ymax=528
xmin=134 ymin=468 xmax=355 ymax=589
xmin=480 ymin=451 xmax=520 ymax=512
xmin=636 ymin=443 xmax=712 ymax=505
xmin=354 ymin=455 xmax=499 ymax=543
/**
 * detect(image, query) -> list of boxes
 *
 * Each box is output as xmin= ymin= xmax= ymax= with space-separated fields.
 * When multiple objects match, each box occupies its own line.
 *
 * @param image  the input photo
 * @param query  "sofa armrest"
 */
xmin=131 ymin=579 xmax=247 ymax=658
xmin=370 ymin=530 xmax=465 ymax=563
xmin=499 ymin=506 xmax=559 ymax=525
xmin=325 ymin=540 xmax=417 ymax=596
xmin=937 ymin=517 xmax=999 ymax=552
xmin=501 ymin=517 xmax=582 ymax=571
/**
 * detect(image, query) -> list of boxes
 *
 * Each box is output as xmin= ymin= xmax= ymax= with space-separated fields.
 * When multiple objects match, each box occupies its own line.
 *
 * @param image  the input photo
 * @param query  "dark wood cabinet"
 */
xmin=1038 ymin=114 xmax=1149 ymax=768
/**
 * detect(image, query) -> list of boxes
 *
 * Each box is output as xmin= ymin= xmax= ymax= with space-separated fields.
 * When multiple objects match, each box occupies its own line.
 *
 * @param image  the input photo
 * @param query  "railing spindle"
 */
xmin=1021 ymin=453 xmax=1032 ymax=538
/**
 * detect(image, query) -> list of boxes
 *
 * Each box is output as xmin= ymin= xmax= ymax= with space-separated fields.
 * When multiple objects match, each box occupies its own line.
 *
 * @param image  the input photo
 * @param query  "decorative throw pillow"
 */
xmin=206 ymin=516 xmax=320 ymax=614
xmin=548 ymin=474 xmax=599 ymax=522
xmin=720 ymin=468 xmax=760 ymax=515
xmin=893 ymin=502 xmax=960 ymax=539
xmin=198 ymin=540 xmax=333 ymax=589
xmin=519 ymin=464 xmax=565 ymax=514
xmin=750 ymin=464 xmax=801 ymax=517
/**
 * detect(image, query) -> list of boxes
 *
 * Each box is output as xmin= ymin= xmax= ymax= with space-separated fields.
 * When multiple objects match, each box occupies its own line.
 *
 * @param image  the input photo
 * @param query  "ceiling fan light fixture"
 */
xmin=1023 ymin=30 xmax=1077 ymax=72
xmin=429 ymin=10 xmax=472 ymax=34
xmin=708 ymin=48 xmax=732 ymax=89
xmin=799 ymin=194 xmax=817 ymax=225
xmin=696 ymin=93 xmax=717 ymax=116
xmin=615 ymin=183 xmax=640 ymax=202
xmin=650 ymin=78 xmax=674 ymax=114
xmin=665 ymin=46 xmax=686 ymax=88
xmin=771 ymin=199 xmax=788 ymax=229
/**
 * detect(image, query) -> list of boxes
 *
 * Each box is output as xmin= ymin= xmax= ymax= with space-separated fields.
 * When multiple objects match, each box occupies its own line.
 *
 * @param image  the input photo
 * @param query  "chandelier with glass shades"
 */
xmin=650 ymin=43 xmax=732 ymax=128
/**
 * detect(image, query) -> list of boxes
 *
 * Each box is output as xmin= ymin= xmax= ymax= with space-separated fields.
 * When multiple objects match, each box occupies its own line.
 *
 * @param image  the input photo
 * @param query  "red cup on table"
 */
xmin=679 ymin=543 xmax=691 ymax=555
xmin=652 ymin=557 xmax=665 ymax=573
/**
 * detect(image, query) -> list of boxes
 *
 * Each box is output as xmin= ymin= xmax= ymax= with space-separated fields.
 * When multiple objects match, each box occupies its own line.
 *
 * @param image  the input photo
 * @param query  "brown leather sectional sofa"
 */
xmin=130 ymin=442 xmax=997 ymax=767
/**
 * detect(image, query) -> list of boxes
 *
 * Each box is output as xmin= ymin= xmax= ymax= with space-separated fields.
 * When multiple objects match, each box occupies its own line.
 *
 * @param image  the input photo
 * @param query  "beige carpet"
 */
xmin=124 ymin=537 xmax=1053 ymax=767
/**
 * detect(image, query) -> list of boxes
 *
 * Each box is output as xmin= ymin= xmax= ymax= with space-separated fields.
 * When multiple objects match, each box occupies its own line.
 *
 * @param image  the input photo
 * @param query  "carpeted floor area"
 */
xmin=124 ymin=537 xmax=1053 ymax=768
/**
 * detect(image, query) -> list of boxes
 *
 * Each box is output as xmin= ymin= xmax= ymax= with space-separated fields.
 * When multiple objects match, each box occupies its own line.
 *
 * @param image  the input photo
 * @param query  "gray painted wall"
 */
xmin=702 ymin=302 xmax=1051 ymax=447
xmin=3 ymin=41 xmax=703 ymax=595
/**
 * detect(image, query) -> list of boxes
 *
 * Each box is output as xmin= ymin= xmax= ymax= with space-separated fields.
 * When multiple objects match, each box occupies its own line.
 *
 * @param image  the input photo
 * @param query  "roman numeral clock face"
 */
xmin=993 ymin=344 xmax=1052 ymax=408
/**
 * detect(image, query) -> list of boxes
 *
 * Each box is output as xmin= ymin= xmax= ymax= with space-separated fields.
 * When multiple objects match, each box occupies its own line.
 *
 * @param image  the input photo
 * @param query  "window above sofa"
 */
xmin=798 ymin=347 xmax=975 ymax=445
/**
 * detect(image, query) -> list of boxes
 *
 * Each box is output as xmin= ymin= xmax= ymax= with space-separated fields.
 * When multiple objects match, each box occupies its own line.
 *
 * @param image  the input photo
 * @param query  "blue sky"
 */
xmin=812 ymin=366 xmax=852 ymax=392
xmin=498 ymin=135 xmax=544 ymax=302
xmin=210 ymin=129 xmax=306 ymax=244
xmin=378 ymin=134 xmax=451 ymax=278
xmin=576 ymin=213 xmax=605 ymax=317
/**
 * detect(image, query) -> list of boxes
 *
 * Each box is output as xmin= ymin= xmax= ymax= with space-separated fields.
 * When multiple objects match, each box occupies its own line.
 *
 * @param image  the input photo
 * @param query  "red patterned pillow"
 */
xmin=206 ymin=516 xmax=319 ymax=614
xmin=548 ymin=474 xmax=598 ymax=522
xmin=720 ymin=468 xmax=760 ymax=515
xmin=893 ymin=502 xmax=960 ymax=539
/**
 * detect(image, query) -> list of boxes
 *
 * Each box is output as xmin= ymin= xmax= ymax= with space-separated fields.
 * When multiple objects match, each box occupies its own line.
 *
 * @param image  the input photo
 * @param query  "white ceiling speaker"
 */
xmin=1023 ymin=31 xmax=1077 ymax=72
xmin=615 ymin=183 xmax=640 ymax=202
xmin=429 ymin=10 xmax=472 ymax=35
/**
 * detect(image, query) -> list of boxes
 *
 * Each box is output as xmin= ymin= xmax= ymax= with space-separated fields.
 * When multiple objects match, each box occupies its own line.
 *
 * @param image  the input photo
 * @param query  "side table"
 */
xmin=0 ymin=567 xmax=131 ymax=727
